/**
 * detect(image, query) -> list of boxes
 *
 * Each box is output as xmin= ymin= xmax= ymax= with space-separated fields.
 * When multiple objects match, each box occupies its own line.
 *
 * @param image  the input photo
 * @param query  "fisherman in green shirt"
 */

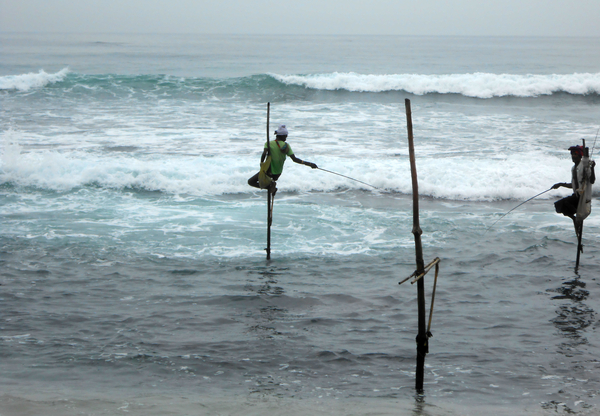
xmin=247 ymin=125 xmax=317 ymax=195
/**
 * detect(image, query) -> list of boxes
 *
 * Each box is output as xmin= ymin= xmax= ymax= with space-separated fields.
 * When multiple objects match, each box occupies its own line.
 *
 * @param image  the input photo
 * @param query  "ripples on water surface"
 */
xmin=2 ymin=192 xmax=600 ymax=415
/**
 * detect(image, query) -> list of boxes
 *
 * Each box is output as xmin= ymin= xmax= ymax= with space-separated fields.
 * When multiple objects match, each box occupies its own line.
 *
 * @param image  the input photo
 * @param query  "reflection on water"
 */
xmin=542 ymin=275 xmax=597 ymax=413
xmin=549 ymin=277 xmax=593 ymax=355
xmin=245 ymin=267 xmax=287 ymax=341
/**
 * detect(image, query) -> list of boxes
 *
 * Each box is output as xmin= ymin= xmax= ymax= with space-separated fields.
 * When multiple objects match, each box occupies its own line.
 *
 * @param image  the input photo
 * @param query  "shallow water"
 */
xmin=2 ymin=194 xmax=600 ymax=414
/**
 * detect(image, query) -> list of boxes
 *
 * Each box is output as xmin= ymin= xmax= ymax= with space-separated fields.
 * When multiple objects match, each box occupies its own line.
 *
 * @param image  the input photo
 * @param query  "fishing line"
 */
xmin=317 ymin=168 xmax=381 ymax=190
xmin=484 ymin=187 xmax=554 ymax=235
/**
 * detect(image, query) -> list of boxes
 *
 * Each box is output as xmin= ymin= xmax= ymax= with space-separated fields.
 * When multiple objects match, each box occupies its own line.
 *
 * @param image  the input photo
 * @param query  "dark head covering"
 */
xmin=569 ymin=145 xmax=584 ymax=157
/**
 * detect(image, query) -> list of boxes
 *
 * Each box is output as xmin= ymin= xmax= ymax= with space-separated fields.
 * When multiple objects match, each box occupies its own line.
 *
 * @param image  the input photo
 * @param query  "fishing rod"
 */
xmin=317 ymin=168 xmax=381 ymax=190
xmin=484 ymin=187 xmax=554 ymax=235
xmin=590 ymin=127 xmax=600 ymax=158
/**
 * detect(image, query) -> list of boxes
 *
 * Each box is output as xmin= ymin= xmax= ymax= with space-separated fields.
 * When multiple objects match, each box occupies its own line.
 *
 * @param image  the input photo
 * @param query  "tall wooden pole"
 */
xmin=266 ymin=102 xmax=271 ymax=260
xmin=575 ymin=139 xmax=588 ymax=270
xmin=405 ymin=99 xmax=427 ymax=392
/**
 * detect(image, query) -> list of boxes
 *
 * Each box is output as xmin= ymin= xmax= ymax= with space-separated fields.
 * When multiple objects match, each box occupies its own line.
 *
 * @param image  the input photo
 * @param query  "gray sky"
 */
xmin=2 ymin=0 xmax=600 ymax=37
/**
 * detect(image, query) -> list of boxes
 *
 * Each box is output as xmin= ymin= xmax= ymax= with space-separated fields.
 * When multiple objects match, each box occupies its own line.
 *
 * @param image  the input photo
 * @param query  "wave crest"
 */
xmin=4 ymin=69 xmax=599 ymax=99
xmin=272 ymin=72 xmax=600 ymax=98
xmin=0 ymin=68 xmax=70 ymax=91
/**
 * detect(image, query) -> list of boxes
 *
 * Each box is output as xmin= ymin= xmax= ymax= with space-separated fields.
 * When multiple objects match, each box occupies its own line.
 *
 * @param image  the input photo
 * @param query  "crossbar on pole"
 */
xmin=411 ymin=257 xmax=441 ymax=285
xmin=399 ymin=257 xmax=440 ymax=286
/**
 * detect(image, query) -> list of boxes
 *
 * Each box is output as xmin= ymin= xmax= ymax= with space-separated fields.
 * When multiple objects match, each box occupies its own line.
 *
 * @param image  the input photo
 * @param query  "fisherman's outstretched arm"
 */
xmin=552 ymin=182 xmax=572 ymax=189
xmin=260 ymin=149 xmax=268 ymax=163
xmin=290 ymin=154 xmax=318 ymax=169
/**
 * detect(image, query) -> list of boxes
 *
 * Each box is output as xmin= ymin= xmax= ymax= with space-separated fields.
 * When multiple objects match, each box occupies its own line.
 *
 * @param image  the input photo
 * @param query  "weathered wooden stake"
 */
xmin=266 ymin=102 xmax=272 ymax=260
xmin=405 ymin=98 xmax=428 ymax=392
xmin=575 ymin=139 xmax=589 ymax=271
xmin=575 ymin=221 xmax=583 ymax=270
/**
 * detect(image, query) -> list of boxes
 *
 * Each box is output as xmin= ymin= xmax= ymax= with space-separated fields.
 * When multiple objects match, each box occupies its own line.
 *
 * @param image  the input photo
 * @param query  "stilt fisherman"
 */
xmin=247 ymin=125 xmax=318 ymax=195
xmin=552 ymin=144 xmax=596 ymax=232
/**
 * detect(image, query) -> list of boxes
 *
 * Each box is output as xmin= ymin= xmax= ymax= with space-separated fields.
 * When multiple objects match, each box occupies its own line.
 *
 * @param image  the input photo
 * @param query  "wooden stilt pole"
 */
xmin=405 ymin=99 xmax=428 ymax=392
xmin=266 ymin=102 xmax=272 ymax=260
xmin=575 ymin=139 xmax=590 ymax=271
xmin=267 ymin=191 xmax=272 ymax=260
xmin=575 ymin=220 xmax=583 ymax=270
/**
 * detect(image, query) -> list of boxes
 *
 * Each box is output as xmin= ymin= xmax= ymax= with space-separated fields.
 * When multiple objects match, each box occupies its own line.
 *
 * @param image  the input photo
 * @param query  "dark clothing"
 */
xmin=248 ymin=171 xmax=280 ymax=189
xmin=554 ymin=156 xmax=595 ymax=219
xmin=554 ymin=193 xmax=579 ymax=218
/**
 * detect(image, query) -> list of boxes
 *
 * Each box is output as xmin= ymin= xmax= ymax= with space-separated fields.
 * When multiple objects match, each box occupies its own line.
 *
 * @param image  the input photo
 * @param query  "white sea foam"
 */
xmin=0 ymin=94 xmax=589 ymax=202
xmin=273 ymin=72 xmax=600 ymax=98
xmin=0 ymin=68 xmax=69 ymax=91
xmin=0 ymin=140 xmax=574 ymax=201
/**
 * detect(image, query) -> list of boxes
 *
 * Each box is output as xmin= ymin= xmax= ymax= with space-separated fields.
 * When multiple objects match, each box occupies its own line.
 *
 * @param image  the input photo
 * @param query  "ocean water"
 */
xmin=1 ymin=33 xmax=600 ymax=415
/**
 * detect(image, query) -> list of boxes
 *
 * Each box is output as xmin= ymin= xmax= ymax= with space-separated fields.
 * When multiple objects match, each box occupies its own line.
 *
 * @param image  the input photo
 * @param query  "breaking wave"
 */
xmin=273 ymin=72 xmax=600 ymax=98
xmin=3 ymin=69 xmax=600 ymax=99
xmin=0 ymin=68 xmax=70 ymax=91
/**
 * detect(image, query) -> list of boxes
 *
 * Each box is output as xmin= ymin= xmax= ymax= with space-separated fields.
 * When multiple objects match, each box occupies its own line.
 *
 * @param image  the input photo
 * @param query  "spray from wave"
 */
xmin=0 ymin=68 xmax=70 ymax=91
